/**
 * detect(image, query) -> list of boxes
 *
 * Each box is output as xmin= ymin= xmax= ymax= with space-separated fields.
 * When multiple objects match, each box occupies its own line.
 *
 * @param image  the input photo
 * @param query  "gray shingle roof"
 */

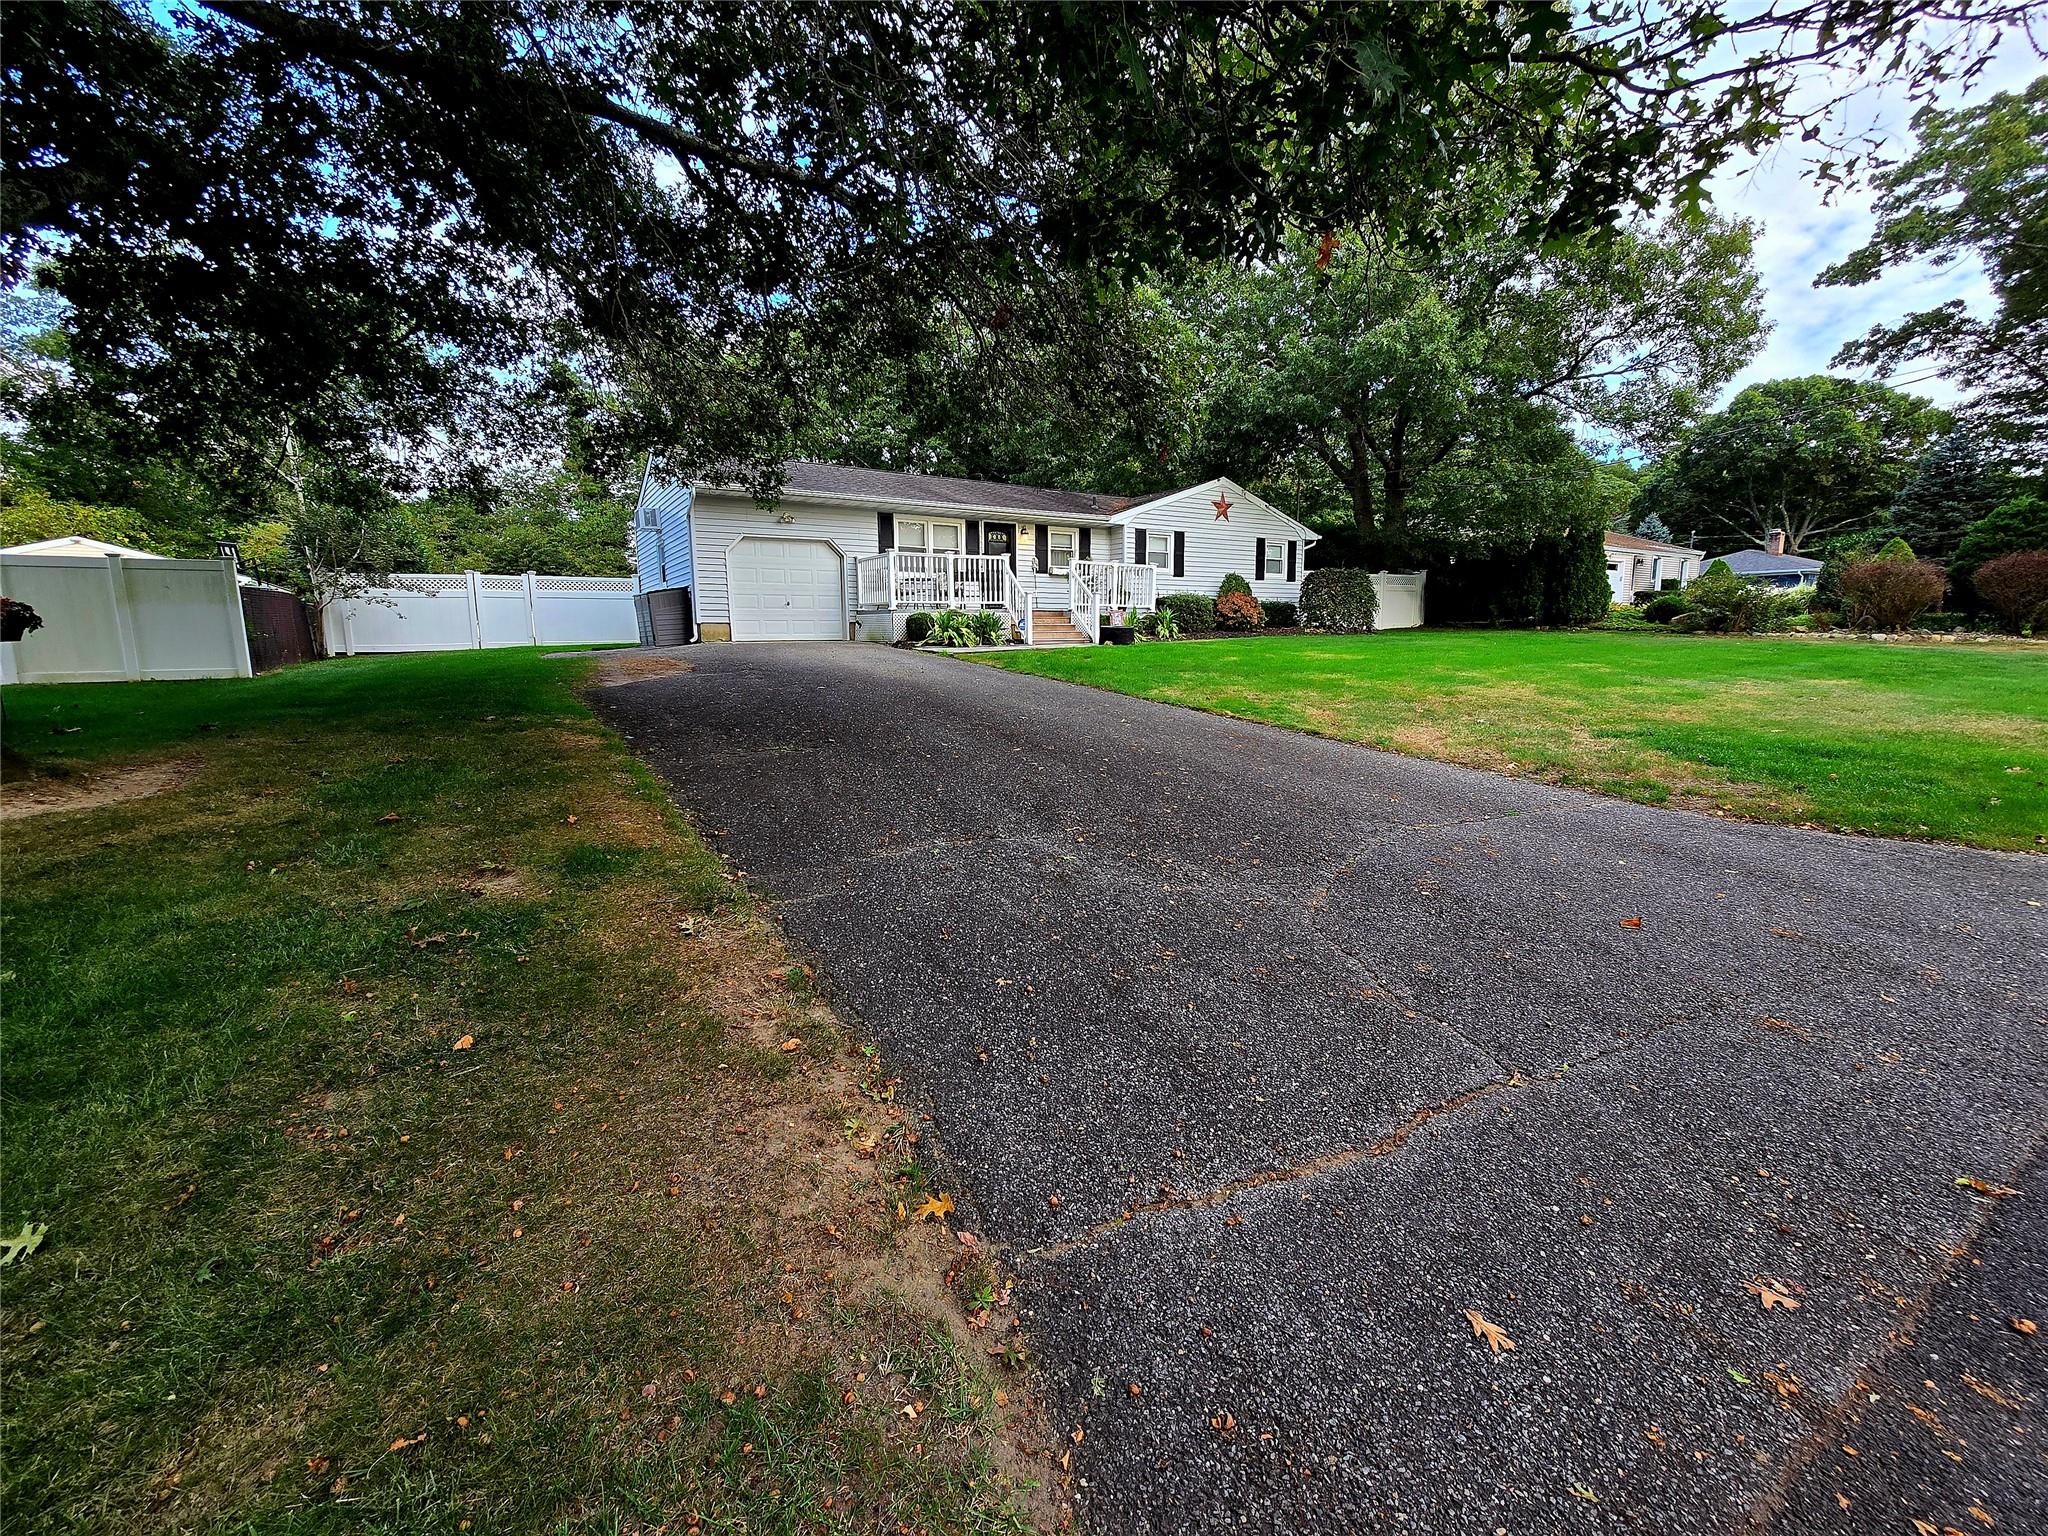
xmin=1709 ymin=548 xmax=1823 ymax=576
xmin=769 ymin=461 xmax=1154 ymax=520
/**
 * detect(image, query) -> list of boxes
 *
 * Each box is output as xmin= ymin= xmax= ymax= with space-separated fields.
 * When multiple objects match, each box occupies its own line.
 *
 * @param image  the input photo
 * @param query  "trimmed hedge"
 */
xmin=904 ymin=611 xmax=936 ymax=644
xmin=1642 ymin=593 xmax=1688 ymax=625
xmin=1264 ymin=600 xmax=1298 ymax=627
xmin=1159 ymin=592 xmax=1216 ymax=632
xmin=1217 ymin=571 xmax=1254 ymax=602
xmin=1301 ymin=568 xmax=1378 ymax=633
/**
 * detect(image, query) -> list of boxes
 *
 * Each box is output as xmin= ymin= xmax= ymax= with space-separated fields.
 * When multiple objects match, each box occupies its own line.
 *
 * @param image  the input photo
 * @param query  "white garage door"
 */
xmin=729 ymin=538 xmax=845 ymax=641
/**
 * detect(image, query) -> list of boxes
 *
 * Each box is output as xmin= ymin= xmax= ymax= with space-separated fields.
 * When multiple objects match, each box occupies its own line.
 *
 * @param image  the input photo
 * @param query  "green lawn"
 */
xmin=1 ymin=652 xmax=1040 ymax=1534
xmin=978 ymin=630 xmax=2048 ymax=851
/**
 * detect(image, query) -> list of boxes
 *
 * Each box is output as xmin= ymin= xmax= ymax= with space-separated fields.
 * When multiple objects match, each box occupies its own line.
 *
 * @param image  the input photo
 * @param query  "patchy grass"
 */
xmin=977 ymin=630 xmax=2048 ymax=851
xmin=1 ymin=650 xmax=1049 ymax=1534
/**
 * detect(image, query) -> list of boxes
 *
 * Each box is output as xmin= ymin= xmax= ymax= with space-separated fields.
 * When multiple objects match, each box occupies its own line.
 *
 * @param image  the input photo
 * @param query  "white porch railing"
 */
xmin=1068 ymin=559 xmax=1157 ymax=643
xmin=855 ymin=551 xmax=1015 ymax=612
xmin=854 ymin=551 xmax=1034 ymax=643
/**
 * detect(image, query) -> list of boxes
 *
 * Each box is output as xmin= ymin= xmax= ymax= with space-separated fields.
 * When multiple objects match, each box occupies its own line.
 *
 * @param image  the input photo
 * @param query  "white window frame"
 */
xmin=895 ymin=517 xmax=967 ymax=555
xmin=1262 ymin=541 xmax=1284 ymax=579
xmin=1143 ymin=531 xmax=1171 ymax=569
xmin=1047 ymin=525 xmax=1078 ymax=575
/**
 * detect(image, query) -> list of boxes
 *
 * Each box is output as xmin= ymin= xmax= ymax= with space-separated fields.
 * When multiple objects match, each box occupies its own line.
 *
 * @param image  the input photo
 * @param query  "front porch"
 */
xmin=854 ymin=551 xmax=1159 ymax=645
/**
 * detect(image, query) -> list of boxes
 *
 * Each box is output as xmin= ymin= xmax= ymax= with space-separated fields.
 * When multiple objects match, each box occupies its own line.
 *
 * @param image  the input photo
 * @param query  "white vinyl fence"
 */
xmin=322 ymin=571 xmax=638 ymax=655
xmin=1371 ymin=571 xmax=1427 ymax=630
xmin=1 ymin=552 xmax=252 ymax=684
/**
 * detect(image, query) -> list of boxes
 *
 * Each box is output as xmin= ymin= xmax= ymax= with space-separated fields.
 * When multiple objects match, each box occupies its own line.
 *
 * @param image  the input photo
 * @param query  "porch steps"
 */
xmin=1030 ymin=611 xmax=1091 ymax=647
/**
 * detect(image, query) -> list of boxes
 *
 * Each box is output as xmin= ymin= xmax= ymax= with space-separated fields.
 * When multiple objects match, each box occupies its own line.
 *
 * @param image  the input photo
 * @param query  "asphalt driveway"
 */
xmin=593 ymin=642 xmax=2046 ymax=1534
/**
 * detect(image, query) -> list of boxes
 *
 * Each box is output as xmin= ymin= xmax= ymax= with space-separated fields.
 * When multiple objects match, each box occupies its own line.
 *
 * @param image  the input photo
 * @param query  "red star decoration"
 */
xmin=1212 ymin=494 xmax=1233 ymax=521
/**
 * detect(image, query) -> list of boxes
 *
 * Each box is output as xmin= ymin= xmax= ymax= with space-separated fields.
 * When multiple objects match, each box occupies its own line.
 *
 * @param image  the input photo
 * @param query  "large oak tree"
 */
xmin=1174 ymin=210 xmax=1766 ymax=547
xmin=3 ymin=0 xmax=2029 ymax=492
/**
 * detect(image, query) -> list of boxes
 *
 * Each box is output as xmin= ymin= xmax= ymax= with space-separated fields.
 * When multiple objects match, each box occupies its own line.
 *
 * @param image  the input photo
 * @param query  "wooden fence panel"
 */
xmin=240 ymin=585 xmax=320 ymax=672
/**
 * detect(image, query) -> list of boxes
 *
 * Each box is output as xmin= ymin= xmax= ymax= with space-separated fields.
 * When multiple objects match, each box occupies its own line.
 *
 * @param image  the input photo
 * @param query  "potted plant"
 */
xmin=1100 ymin=605 xmax=1136 ymax=645
xmin=1 ymin=597 xmax=43 ymax=643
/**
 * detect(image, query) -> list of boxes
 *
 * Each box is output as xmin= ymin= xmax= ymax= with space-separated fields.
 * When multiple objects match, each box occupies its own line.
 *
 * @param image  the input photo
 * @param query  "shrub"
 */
xmin=1 ymin=595 xmax=45 ymax=636
xmin=1874 ymin=535 xmax=1918 ymax=563
xmin=1301 ymin=567 xmax=1379 ymax=633
xmin=1953 ymin=492 xmax=2048 ymax=602
xmin=1541 ymin=528 xmax=1615 ymax=626
xmin=1972 ymin=550 xmax=2048 ymax=632
xmin=1839 ymin=558 xmax=1946 ymax=630
xmin=1815 ymin=534 xmax=1881 ymax=613
xmin=924 ymin=608 xmax=979 ymax=646
xmin=1159 ymin=592 xmax=1216 ymax=632
xmin=968 ymin=609 xmax=1006 ymax=645
xmin=1215 ymin=589 xmax=1266 ymax=630
xmin=1682 ymin=560 xmax=1791 ymax=633
xmin=903 ymin=611 xmax=936 ymax=644
xmin=1668 ymin=611 xmax=1708 ymax=632
xmin=1642 ymin=593 xmax=1689 ymax=625
xmin=1263 ymin=600 xmax=1298 ymax=628
xmin=1150 ymin=606 xmax=1181 ymax=639
xmin=1217 ymin=571 xmax=1254 ymax=602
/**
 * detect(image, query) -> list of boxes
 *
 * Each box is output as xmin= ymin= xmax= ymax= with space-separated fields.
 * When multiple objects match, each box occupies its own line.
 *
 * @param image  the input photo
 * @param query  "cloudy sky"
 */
xmin=1706 ymin=28 xmax=2042 ymax=407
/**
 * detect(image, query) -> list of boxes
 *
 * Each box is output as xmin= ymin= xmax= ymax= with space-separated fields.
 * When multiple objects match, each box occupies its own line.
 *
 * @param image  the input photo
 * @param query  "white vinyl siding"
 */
xmin=1116 ymin=480 xmax=1315 ymax=604
xmin=681 ymin=488 xmax=882 ymax=629
xmin=632 ymin=479 xmax=696 ymax=596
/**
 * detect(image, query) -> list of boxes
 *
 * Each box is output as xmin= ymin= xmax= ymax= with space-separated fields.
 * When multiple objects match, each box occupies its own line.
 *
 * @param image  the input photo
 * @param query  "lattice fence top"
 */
xmin=390 ymin=573 xmax=471 ymax=593
xmin=536 ymin=576 xmax=635 ymax=593
xmin=379 ymin=571 xmax=634 ymax=594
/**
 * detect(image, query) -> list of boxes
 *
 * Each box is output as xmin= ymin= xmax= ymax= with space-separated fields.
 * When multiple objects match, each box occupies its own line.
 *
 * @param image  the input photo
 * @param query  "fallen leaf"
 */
xmin=1747 ymin=1279 xmax=1801 ymax=1312
xmin=780 ymin=1039 xmax=802 ymax=1053
xmin=1464 ymin=1309 xmax=1516 ymax=1353
xmin=1967 ymin=1507 xmax=1996 ymax=1528
xmin=2011 ymin=1318 xmax=2037 ymax=1336
xmin=377 ymin=812 xmax=402 ymax=824
xmin=912 ymin=1193 xmax=954 ymax=1223
xmin=1618 ymin=917 xmax=1643 ymax=929
xmin=388 ymin=1432 xmax=426 ymax=1451
xmin=452 ymin=1034 xmax=474 ymax=1051
xmin=1957 ymin=1176 xmax=2019 ymax=1198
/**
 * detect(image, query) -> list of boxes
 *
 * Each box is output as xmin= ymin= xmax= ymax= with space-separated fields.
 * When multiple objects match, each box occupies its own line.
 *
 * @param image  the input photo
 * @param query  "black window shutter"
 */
xmin=1172 ymin=530 xmax=1185 ymax=578
xmin=1034 ymin=524 xmax=1051 ymax=575
xmin=1255 ymin=537 xmax=1267 ymax=579
xmin=1136 ymin=527 xmax=1147 ymax=565
xmin=966 ymin=518 xmax=981 ymax=554
xmin=1287 ymin=540 xmax=1298 ymax=581
xmin=878 ymin=511 xmax=895 ymax=552
xmin=1079 ymin=527 xmax=1092 ymax=560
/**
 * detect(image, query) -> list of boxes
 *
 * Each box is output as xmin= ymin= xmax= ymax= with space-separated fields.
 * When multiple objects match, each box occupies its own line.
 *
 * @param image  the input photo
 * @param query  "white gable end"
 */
xmin=1108 ymin=478 xmax=1318 ymax=603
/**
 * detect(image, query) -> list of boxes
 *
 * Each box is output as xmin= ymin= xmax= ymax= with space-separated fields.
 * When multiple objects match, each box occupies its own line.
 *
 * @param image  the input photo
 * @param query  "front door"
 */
xmin=981 ymin=522 xmax=1015 ymax=570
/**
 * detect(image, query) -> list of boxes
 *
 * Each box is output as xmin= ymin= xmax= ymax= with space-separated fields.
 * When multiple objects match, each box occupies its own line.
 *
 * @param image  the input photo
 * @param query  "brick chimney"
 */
xmin=1765 ymin=528 xmax=1786 ymax=557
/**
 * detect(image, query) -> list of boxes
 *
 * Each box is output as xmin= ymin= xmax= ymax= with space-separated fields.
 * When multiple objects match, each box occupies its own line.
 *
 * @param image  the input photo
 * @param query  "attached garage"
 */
xmin=727 ymin=537 xmax=846 ymax=642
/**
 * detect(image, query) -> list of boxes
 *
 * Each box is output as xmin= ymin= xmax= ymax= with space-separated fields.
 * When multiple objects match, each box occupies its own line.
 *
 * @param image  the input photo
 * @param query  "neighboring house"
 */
xmin=631 ymin=461 xmax=1320 ymax=645
xmin=1706 ymin=531 xmax=1821 ymax=589
xmin=0 ymin=535 xmax=164 ymax=560
xmin=1603 ymin=530 xmax=1703 ymax=602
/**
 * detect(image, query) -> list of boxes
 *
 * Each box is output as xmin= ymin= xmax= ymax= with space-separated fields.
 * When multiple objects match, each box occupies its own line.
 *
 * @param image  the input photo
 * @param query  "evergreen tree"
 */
xmin=1888 ymin=432 xmax=2011 ymax=564
xmin=1635 ymin=510 xmax=1675 ymax=542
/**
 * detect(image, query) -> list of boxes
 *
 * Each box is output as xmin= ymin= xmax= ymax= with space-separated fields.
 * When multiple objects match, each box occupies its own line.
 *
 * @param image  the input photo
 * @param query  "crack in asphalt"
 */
xmin=1022 ymin=1076 xmax=1522 ymax=1263
xmin=1743 ymin=1122 xmax=2048 ymax=1532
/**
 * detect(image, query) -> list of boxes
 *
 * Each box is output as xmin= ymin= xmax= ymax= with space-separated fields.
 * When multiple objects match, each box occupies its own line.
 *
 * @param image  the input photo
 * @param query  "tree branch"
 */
xmin=198 ymin=0 xmax=865 ymax=210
